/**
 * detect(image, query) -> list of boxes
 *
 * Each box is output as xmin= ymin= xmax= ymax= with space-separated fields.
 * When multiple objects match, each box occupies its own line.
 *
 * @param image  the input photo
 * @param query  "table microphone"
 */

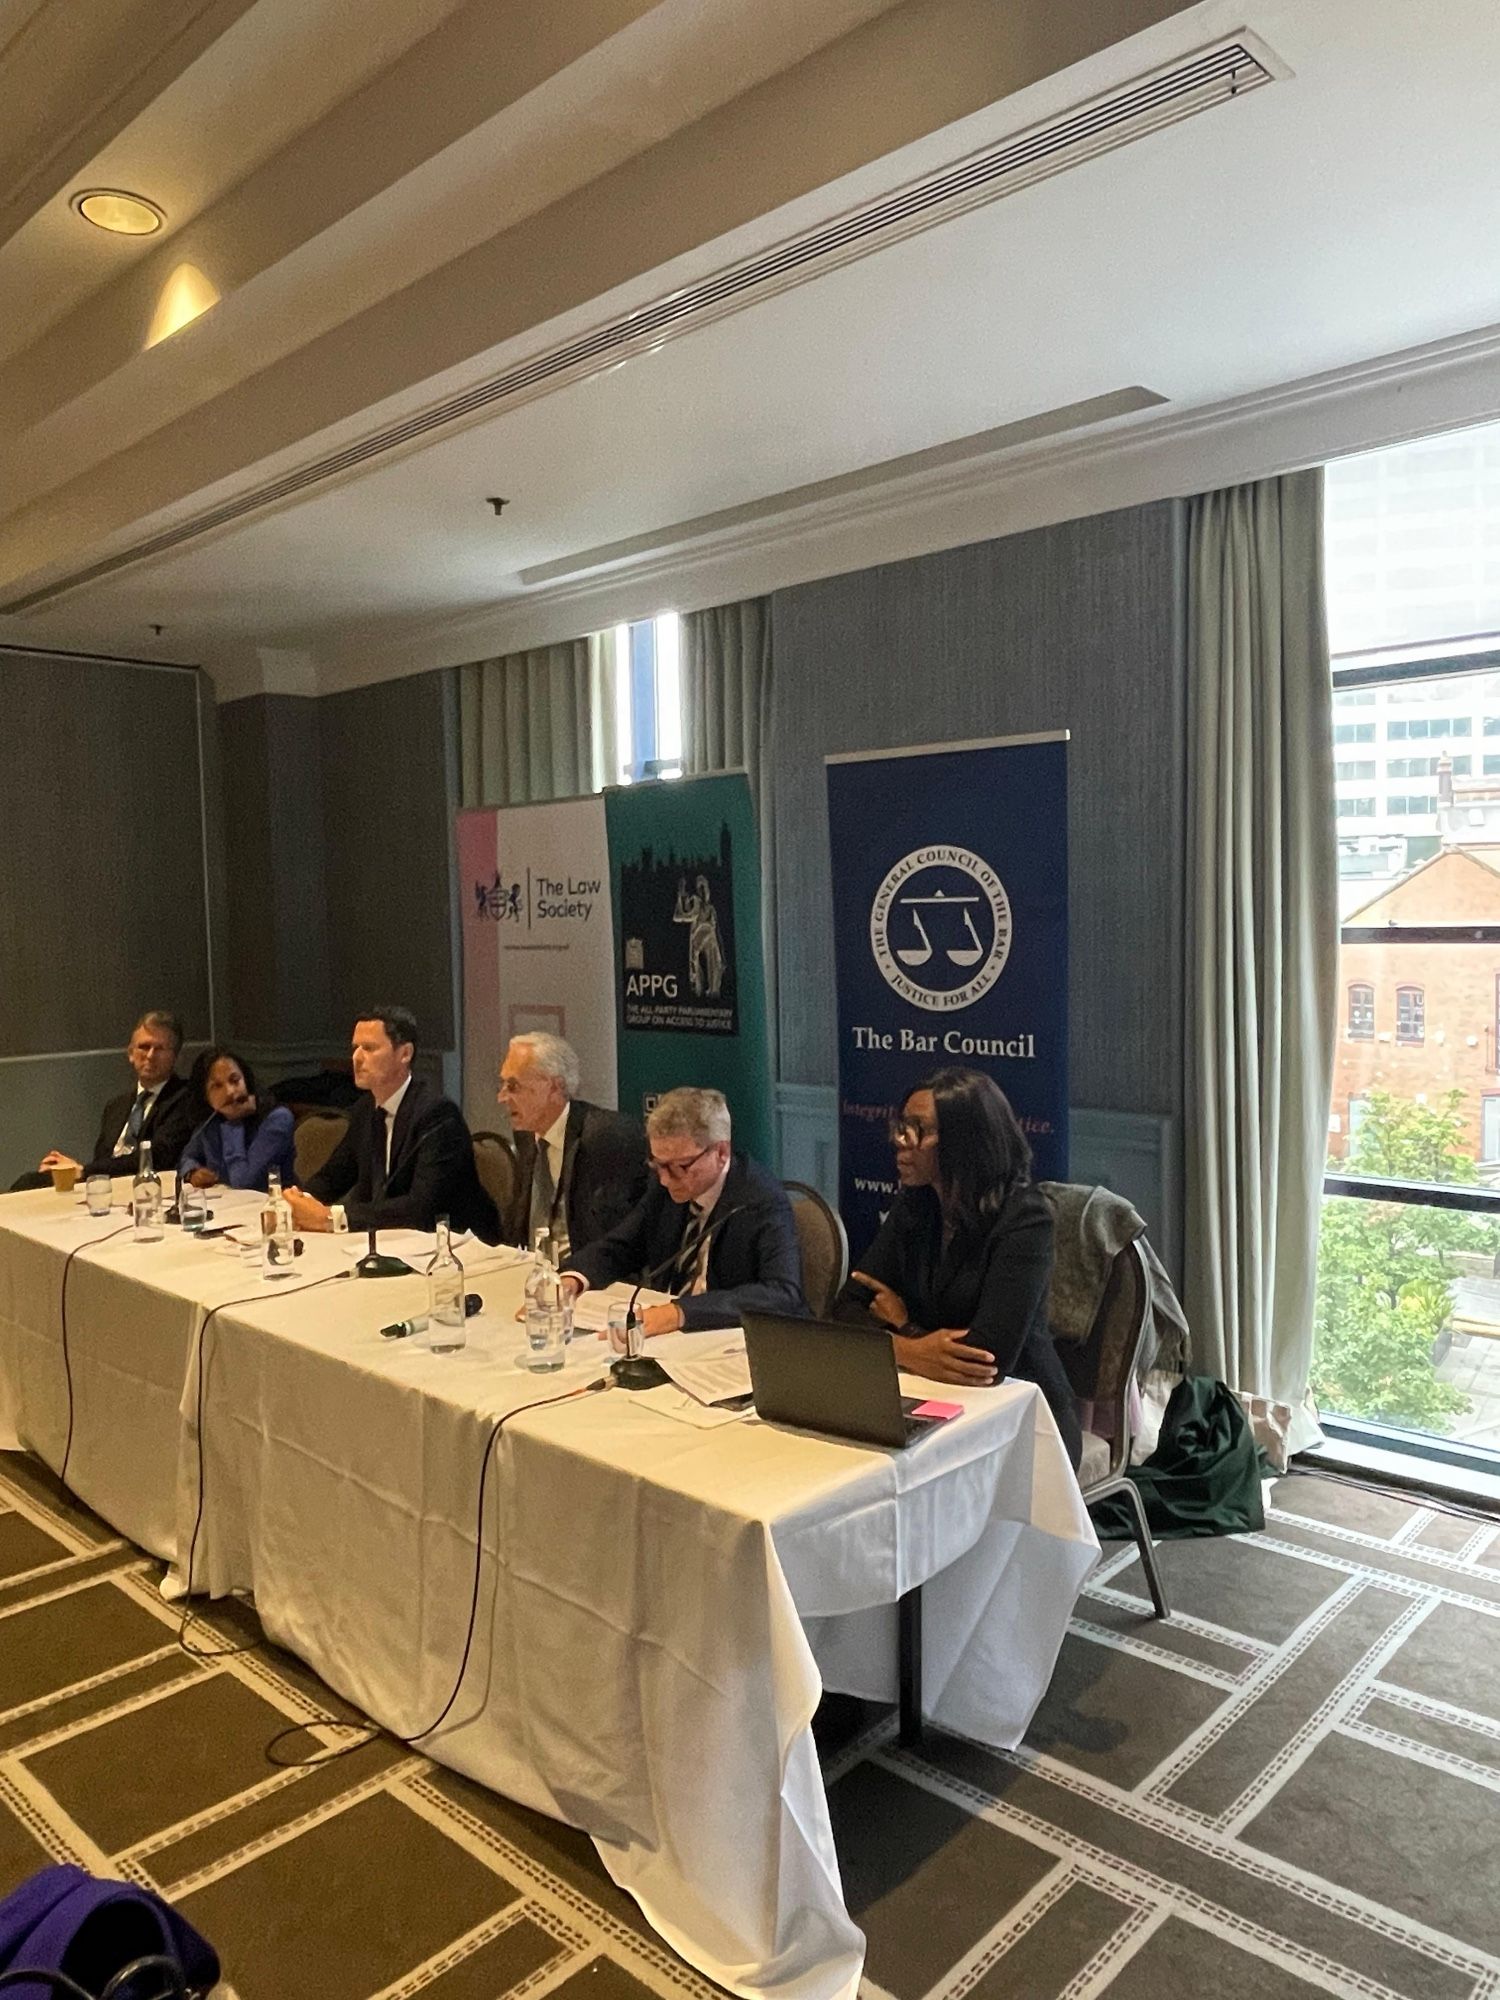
xmin=163 ymin=1112 xmax=219 ymax=1222
xmin=614 ymin=1204 xmax=747 ymax=1390
xmin=355 ymin=1227 xmax=414 ymax=1279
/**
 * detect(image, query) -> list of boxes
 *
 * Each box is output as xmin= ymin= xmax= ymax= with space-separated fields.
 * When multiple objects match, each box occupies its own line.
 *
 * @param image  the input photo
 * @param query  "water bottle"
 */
xmin=525 ymin=1263 xmax=566 ymax=1372
xmin=178 ymin=1174 xmax=208 ymax=1234
xmin=262 ymin=1170 xmax=294 ymax=1280
xmin=523 ymin=1227 xmax=552 ymax=1319
xmin=131 ymin=1140 xmax=163 ymax=1242
xmin=427 ymin=1216 xmax=466 ymax=1352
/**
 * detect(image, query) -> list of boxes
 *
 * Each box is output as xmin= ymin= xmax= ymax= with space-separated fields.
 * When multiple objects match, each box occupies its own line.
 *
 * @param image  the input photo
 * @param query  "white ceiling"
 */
xmin=3 ymin=0 xmax=1500 ymax=693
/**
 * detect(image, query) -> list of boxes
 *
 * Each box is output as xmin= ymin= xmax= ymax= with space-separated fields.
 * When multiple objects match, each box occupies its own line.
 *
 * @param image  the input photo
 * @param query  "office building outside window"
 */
xmin=1318 ymin=416 xmax=1500 ymax=1460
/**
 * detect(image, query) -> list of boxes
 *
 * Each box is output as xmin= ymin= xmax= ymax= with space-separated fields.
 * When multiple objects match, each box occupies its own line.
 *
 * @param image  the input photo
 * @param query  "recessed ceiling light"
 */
xmin=71 ymin=189 xmax=164 ymax=235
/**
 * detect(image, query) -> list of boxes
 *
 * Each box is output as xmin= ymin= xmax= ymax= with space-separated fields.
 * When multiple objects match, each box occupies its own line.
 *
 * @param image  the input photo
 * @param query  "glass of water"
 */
xmin=525 ymin=1269 xmax=567 ymax=1372
xmin=179 ymin=1179 xmax=208 ymax=1233
xmin=85 ymin=1175 xmax=112 ymax=1217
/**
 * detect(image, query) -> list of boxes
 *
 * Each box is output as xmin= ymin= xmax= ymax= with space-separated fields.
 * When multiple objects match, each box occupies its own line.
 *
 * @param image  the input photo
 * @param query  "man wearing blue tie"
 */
xmin=26 ymin=1011 xmax=194 ymax=1183
xmin=560 ymin=1087 xmax=806 ymax=1334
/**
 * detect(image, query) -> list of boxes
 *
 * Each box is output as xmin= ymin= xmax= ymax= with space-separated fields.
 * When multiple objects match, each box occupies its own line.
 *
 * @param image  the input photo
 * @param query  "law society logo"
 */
xmin=870 ymin=845 xmax=1012 ymax=1011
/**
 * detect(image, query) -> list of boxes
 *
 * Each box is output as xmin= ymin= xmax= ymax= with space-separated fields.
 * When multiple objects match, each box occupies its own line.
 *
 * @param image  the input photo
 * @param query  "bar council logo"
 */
xmin=870 ymin=845 xmax=1012 ymax=1011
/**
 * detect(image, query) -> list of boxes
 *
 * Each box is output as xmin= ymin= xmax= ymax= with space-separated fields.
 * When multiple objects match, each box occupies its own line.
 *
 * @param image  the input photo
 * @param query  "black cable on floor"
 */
xmin=178 ymin=1268 xmax=354 ymax=1662
xmin=265 ymin=1375 xmax=610 ymax=1768
xmin=1285 ymin=1460 xmax=1500 ymax=1528
xmin=58 ymin=1219 xmax=133 ymax=1487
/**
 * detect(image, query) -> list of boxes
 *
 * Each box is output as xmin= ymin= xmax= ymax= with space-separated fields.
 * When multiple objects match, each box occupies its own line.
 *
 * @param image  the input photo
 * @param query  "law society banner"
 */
xmin=825 ymin=733 xmax=1068 ymax=1253
xmin=456 ymin=797 xmax=617 ymax=1133
xmin=605 ymin=772 xmax=773 ymax=1163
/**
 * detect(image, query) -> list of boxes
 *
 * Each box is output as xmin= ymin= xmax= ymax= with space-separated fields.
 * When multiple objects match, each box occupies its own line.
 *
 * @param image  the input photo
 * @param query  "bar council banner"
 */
xmin=456 ymin=797 xmax=617 ymax=1133
xmin=826 ymin=733 xmax=1068 ymax=1251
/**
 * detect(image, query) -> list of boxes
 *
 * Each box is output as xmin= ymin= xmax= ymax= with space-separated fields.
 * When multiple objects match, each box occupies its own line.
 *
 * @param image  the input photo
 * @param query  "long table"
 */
xmin=0 ymin=1183 xmax=1098 ymax=2000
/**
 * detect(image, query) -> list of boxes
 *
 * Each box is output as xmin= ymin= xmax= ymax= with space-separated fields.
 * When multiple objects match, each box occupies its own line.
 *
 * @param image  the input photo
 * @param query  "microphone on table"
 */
xmin=355 ymin=1227 xmax=414 ymax=1279
xmin=613 ymin=1204 xmax=747 ymax=1391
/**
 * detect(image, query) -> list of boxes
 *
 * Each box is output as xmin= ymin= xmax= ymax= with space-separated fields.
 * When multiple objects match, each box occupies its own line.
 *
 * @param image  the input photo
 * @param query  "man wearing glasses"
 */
xmin=496 ymin=1032 xmax=643 ymax=1257
xmin=559 ymin=1086 xmax=806 ymax=1334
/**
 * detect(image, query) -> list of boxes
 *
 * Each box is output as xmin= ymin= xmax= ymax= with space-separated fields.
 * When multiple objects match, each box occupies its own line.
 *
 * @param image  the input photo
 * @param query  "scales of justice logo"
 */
xmin=870 ymin=845 xmax=1012 ymax=1011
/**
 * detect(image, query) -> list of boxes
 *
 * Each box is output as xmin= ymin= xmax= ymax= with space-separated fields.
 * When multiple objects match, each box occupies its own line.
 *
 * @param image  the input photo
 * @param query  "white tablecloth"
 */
xmin=0 ymin=1183 xmax=271 ymax=1555
xmin=0 ymin=1187 xmax=1098 ymax=2000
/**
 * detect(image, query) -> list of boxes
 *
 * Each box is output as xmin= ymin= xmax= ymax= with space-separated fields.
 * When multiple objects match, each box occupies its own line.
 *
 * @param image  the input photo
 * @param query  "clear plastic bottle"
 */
xmin=525 ymin=1262 xmax=566 ymax=1372
xmin=131 ymin=1139 xmax=163 ymax=1242
xmin=262 ymin=1169 xmax=294 ymax=1280
xmin=523 ymin=1227 xmax=552 ymax=1320
xmin=427 ymin=1216 xmax=465 ymax=1352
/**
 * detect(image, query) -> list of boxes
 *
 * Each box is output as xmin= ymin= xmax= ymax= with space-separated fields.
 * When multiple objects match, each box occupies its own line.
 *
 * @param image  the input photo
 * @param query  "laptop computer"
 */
xmin=741 ymin=1311 xmax=953 ymax=1448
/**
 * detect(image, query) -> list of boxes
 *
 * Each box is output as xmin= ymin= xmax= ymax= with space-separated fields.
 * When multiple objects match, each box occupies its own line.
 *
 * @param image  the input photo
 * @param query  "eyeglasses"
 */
xmin=888 ymin=1120 xmax=937 ymax=1150
xmin=647 ymin=1144 xmax=716 ymax=1180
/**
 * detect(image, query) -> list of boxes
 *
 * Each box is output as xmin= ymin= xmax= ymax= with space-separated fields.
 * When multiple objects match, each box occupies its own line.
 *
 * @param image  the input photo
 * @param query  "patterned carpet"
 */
xmin=1 ymin=1449 xmax=1498 ymax=1999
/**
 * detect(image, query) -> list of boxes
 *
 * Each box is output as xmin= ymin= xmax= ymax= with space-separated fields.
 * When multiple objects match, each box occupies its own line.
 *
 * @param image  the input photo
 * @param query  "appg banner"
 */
xmin=456 ymin=797 xmax=617 ymax=1133
xmin=825 ymin=733 xmax=1068 ymax=1252
xmin=605 ymin=772 xmax=773 ymax=1162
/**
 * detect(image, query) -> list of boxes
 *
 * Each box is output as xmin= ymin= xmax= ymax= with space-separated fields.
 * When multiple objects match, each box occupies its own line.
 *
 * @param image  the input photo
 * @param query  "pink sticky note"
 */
xmin=910 ymin=1399 xmax=963 ymax=1421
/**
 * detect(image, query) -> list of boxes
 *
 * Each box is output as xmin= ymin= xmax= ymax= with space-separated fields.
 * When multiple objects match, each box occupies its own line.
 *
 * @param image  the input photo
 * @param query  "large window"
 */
xmin=611 ymin=612 xmax=683 ymax=785
xmin=1317 ymin=416 xmax=1500 ymax=1464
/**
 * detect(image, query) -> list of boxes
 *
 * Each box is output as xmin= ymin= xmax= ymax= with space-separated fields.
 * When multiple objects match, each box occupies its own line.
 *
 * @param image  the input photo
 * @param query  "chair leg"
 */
xmin=897 ymin=1586 xmax=923 ymax=1746
xmin=1120 ymin=1478 xmax=1170 ymax=1619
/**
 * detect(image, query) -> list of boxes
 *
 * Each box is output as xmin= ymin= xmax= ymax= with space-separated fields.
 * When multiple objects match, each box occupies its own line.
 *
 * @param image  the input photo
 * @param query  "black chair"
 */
xmin=783 ymin=1179 xmax=849 ymax=1317
xmin=471 ymin=1131 xmax=518 ymax=1229
xmin=1050 ymin=1226 xmax=1169 ymax=1618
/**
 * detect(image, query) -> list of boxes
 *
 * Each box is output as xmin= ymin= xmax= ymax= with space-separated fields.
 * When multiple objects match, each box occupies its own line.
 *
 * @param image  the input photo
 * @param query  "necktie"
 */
xmin=671 ymin=1203 xmax=707 ymax=1293
xmin=529 ymin=1139 xmax=555 ymax=1241
xmin=371 ymin=1108 xmax=389 ymax=1198
xmin=125 ymin=1092 xmax=150 ymax=1142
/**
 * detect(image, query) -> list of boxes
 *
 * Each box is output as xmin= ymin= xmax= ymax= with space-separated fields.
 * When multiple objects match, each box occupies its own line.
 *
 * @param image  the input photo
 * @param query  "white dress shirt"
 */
xmin=112 ymin=1086 xmax=159 ymax=1156
xmin=681 ymin=1156 xmax=731 ymax=1295
xmin=536 ymin=1105 xmax=570 ymax=1258
xmin=377 ymin=1075 xmax=412 ymax=1174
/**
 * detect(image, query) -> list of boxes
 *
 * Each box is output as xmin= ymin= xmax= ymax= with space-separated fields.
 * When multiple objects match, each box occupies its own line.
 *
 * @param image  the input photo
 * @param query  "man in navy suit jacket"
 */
xmin=561 ymin=1086 xmax=807 ymax=1334
xmin=285 ymin=1006 xmax=499 ymax=1242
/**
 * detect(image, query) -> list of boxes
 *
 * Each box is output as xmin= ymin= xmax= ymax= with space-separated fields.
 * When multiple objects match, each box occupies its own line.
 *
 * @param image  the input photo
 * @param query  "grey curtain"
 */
xmin=1184 ymin=468 xmax=1336 ymax=1451
xmin=457 ymin=634 xmax=616 ymax=807
xmin=681 ymin=599 xmax=778 ymax=1074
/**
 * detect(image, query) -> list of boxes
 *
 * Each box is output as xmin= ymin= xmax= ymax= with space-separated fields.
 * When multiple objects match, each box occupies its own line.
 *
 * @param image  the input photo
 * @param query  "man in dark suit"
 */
xmin=284 ymin=1006 xmax=498 ymax=1241
xmin=24 ymin=1010 xmax=194 ymax=1184
xmin=497 ymin=1032 xmax=644 ymax=1258
xmin=561 ymin=1086 xmax=806 ymax=1334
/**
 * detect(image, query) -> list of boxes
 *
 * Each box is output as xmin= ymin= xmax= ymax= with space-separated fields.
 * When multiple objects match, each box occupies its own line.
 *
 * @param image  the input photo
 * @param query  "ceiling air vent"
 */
xmin=2 ymin=35 xmax=1279 ymax=614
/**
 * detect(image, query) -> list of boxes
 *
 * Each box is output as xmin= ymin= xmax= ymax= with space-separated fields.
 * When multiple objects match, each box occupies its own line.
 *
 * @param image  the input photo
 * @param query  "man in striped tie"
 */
xmin=560 ymin=1087 xmax=807 ymax=1335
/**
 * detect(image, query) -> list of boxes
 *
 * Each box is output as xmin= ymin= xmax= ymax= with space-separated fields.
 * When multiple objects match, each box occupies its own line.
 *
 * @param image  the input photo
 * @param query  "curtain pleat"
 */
xmin=1184 ymin=469 xmax=1336 ymax=1449
xmin=458 ymin=633 xmax=616 ymax=808
xmin=681 ymin=599 xmax=779 ymax=1080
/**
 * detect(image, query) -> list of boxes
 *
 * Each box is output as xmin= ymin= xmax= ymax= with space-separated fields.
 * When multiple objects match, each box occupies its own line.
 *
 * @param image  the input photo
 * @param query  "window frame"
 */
xmin=1323 ymin=644 xmax=1500 ymax=1473
xmin=1346 ymin=983 xmax=1374 ymax=1040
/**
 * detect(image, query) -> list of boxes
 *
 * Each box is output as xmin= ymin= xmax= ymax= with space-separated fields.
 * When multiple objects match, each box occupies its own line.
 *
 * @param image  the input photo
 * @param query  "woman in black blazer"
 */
xmin=837 ymin=1067 xmax=1082 ymax=1468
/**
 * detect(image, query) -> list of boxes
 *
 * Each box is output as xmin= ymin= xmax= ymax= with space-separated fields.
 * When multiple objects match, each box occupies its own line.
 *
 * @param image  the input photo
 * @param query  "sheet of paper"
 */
xmin=334 ymin=1228 xmax=474 ymax=1263
xmin=568 ymin=1280 xmax=671 ymax=1333
xmin=623 ymin=1382 xmax=746 ymax=1429
xmin=649 ymin=1329 xmax=752 ymax=1407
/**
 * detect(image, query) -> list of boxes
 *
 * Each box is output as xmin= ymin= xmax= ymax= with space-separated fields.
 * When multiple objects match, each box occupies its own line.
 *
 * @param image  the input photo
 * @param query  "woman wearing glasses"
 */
xmin=838 ymin=1066 xmax=1081 ymax=1468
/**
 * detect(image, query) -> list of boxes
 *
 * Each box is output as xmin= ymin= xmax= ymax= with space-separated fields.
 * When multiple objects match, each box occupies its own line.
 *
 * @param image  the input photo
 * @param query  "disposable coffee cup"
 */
xmin=50 ymin=1164 xmax=80 ymax=1194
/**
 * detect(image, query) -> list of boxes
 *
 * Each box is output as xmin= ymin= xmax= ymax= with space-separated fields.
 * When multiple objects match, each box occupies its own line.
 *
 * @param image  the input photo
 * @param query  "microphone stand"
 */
xmin=355 ymin=1227 xmax=413 ymax=1279
xmin=611 ymin=1204 xmax=744 ymax=1390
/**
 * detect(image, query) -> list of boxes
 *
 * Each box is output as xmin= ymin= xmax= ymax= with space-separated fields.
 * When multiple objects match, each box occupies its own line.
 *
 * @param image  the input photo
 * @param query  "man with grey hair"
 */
xmin=561 ymin=1085 xmax=806 ymax=1334
xmin=17 ymin=1010 xmax=195 ymax=1188
xmin=496 ymin=1032 xmax=644 ymax=1258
